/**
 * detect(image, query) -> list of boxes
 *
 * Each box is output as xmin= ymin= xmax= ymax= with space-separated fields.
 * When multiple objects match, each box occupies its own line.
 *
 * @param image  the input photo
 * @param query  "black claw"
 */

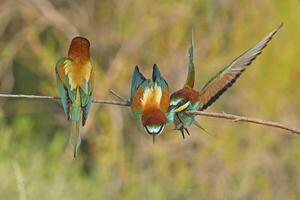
xmin=185 ymin=128 xmax=190 ymax=136
xmin=181 ymin=129 xmax=185 ymax=139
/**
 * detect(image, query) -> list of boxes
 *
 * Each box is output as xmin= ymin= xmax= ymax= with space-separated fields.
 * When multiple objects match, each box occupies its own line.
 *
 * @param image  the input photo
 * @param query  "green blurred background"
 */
xmin=0 ymin=0 xmax=299 ymax=199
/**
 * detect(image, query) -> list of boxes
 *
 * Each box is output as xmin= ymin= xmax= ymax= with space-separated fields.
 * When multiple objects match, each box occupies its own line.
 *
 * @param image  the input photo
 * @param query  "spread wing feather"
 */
xmin=199 ymin=23 xmax=282 ymax=110
xmin=152 ymin=64 xmax=168 ymax=89
xmin=185 ymin=30 xmax=195 ymax=88
xmin=130 ymin=66 xmax=146 ymax=103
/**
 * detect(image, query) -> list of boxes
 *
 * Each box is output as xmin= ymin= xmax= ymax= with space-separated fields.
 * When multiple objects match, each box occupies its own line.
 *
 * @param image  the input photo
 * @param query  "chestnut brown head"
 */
xmin=68 ymin=36 xmax=90 ymax=62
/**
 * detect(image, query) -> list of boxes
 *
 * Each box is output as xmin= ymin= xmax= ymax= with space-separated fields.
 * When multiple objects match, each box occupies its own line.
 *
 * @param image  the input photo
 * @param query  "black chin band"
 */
xmin=145 ymin=125 xmax=164 ymax=136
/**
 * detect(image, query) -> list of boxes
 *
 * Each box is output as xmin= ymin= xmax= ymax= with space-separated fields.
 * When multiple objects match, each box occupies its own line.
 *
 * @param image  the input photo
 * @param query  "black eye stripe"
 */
xmin=177 ymin=99 xmax=189 ymax=107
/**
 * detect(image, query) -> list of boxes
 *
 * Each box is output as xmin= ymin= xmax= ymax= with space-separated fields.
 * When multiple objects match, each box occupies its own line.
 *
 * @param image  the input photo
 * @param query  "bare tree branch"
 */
xmin=187 ymin=110 xmax=300 ymax=135
xmin=0 ymin=93 xmax=130 ymax=106
xmin=93 ymin=99 xmax=130 ymax=106
xmin=0 ymin=93 xmax=299 ymax=135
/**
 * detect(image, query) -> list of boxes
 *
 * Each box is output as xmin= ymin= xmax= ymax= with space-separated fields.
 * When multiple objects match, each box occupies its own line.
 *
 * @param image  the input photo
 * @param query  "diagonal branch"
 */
xmin=109 ymin=90 xmax=128 ymax=102
xmin=186 ymin=110 xmax=300 ymax=135
xmin=0 ymin=93 xmax=299 ymax=135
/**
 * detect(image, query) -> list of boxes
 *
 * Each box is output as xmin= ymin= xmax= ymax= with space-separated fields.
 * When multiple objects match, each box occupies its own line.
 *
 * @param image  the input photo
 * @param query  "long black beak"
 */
xmin=152 ymin=133 xmax=156 ymax=144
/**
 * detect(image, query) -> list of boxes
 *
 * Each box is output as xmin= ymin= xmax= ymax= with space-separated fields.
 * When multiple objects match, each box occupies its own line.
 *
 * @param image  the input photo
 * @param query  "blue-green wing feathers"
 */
xmin=55 ymin=57 xmax=70 ymax=120
xmin=152 ymin=64 xmax=168 ymax=88
xmin=130 ymin=66 xmax=146 ymax=103
xmin=80 ymin=80 xmax=93 ymax=126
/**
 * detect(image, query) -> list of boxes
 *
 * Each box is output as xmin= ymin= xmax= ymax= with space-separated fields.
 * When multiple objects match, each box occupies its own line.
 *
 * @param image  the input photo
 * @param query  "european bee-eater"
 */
xmin=169 ymin=23 xmax=283 ymax=138
xmin=130 ymin=64 xmax=170 ymax=143
xmin=55 ymin=36 xmax=94 ymax=157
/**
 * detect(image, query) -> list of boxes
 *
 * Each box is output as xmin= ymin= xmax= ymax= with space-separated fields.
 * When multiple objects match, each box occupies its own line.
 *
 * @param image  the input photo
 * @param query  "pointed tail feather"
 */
xmin=70 ymin=121 xmax=81 ymax=158
xmin=193 ymin=120 xmax=209 ymax=134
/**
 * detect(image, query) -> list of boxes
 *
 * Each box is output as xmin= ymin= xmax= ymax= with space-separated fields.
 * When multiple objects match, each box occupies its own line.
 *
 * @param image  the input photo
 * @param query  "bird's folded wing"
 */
xmin=55 ymin=57 xmax=71 ymax=119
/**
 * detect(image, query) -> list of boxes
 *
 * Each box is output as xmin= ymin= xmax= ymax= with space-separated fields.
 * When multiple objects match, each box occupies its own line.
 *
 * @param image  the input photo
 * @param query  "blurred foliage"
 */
xmin=0 ymin=0 xmax=300 ymax=199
